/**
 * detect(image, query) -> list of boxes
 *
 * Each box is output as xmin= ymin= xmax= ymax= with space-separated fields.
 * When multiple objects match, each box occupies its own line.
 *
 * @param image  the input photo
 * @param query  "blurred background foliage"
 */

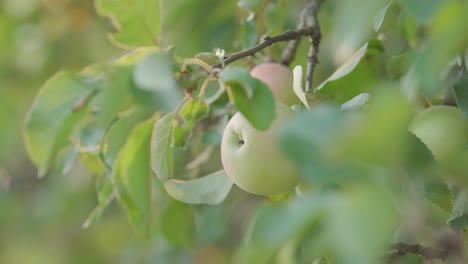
xmin=1 ymin=0 xmax=468 ymax=263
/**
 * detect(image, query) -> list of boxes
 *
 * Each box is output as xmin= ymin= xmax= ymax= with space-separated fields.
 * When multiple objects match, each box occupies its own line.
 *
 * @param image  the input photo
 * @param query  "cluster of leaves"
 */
xmin=23 ymin=0 xmax=468 ymax=263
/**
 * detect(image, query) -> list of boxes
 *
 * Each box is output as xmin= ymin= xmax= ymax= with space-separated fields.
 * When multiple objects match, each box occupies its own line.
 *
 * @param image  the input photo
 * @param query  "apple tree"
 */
xmin=23 ymin=0 xmax=468 ymax=263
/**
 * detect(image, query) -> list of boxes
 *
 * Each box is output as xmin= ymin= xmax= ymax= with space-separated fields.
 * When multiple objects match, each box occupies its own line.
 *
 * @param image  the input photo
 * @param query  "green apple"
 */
xmin=250 ymin=62 xmax=299 ymax=106
xmin=221 ymin=103 xmax=299 ymax=196
xmin=408 ymin=105 xmax=468 ymax=160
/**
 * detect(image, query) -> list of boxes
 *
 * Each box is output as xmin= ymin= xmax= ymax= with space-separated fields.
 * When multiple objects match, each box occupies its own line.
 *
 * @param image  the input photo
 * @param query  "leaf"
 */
xmin=315 ymin=40 xmax=384 ymax=103
xmin=337 ymin=92 xmax=413 ymax=166
xmin=164 ymin=170 xmax=233 ymax=205
xmin=399 ymin=0 xmax=443 ymax=24
xmin=415 ymin=1 xmax=468 ymax=96
xmin=292 ymin=65 xmax=310 ymax=110
xmin=240 ymin=17 xmax=258 ymax=49
xmin=24 ymin=71 xmax=96 ymax=177
xmin=424 ymin=180 xmax=452 ymax=213
xmin=327 ymin=187 xmax=397 ymax=264
xmin=133 ymin=52 xmax=178 ymax=92
xmin=95 ymin=0 xmax=160 ymax=47
xmin=173 ymin=98 xmax=209 ymax=147
xmin=113 ymin=117 xmax=155 ymax=238
xmin=90 ymin=65 xmax=135 ymax=127
xmin=180 ymin=98 xmax=209 ymax=122
xmin=83 ymin=176 xmax=114 ymax=228
xmin=449 ymin=189 xmax=468 ymax=228
xmin=453 ymin=71 xmax=468 ymax=118
xmin=340 ymin=93 xmax=370 ymax=111
xmin=219 ymin=66 xmax=276 ymax=131
xmin=159 ymin=0 xmax=237 ymax=57
xmin=238 ymin=194 xmax=327 ymax=263
xmin=151 ymin=112 xmax=176 ymax=181
xmin=279 ymin=104 xmax=353 ymax=184
xmin=387 ymin=52 xmax=416 ymax=80
xmin=101 ymin=107 xmax=150 ymax=167
xmin=374 ymin=1 xmax=393 ymax=32
xmin=160 ymin=199 xmax=194 ymax=247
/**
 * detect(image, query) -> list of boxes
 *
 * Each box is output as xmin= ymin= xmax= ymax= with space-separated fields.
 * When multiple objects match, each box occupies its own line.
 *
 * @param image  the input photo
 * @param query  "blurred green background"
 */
xmin=0 ymin=0 xmax=142 ymax=263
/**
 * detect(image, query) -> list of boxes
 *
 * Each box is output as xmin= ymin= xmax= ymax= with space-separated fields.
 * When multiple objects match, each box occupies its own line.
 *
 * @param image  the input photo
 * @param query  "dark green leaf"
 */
xmin=453 ymin=71 xmax=468 ymax=118
xmin=24 ymin=71 xmax=96 ymax=177
xmin=164 ymin=170 xmax=233 ymax=205
xmin=114 ymin=118 xmax=155 ymax=238
xmin=219 ymin=66 xmax=275 ymax=131
xmin=95 ymin=0 xmax=161 ymax=47
xmin=151 ymin=112 xmax=176 ymax=181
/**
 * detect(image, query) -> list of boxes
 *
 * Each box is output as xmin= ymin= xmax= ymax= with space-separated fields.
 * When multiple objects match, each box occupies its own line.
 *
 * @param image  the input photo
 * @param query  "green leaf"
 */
xmin=95 ymin=0 xmax=160 ymax=47
xmin=101 ymin=107 xmax=150 ymax=167
xmin=374 ymin=1 xmax=393 ymax=32
xmin=90 ymin=66 xmax=135 ymax=127
xmin=315 ymin=41 xmax=384 ymax=104
xmin=425 ymin=180 xmax=452 ymax=212
xmin=337 ymin=92 xmax=413 ymax=166
xmin=453 ymin=71 xmax=468 ymax=118
xmin=159 ymin=0 xmax=237 ymax=57
xmin=113 ymin=117 xmax=155 ymax=238
xmin=164 ymin=170 xmax=233 ymax=205
xmin=180 ymin=98 xmax=209 ymax=122
xmin=240 ymin=18 xmax=258 ymax=49
xmin=24 ymin=71 xmax=96 ymax=177
xmin=151 ymin=112 xmax=176 ymax=181
xmin=83 ymin=176 xmax=114 ymax=228
xmin=238 ymin=194 xmax=327 ymax=263
xmin=133 ymin=52 xmax=178 ymax=92
xmin=219 ymin=66 xmax=276 ymax=131
xmin=327 ymin=187 xmax=397 ymax=264
xmin=279 ymin=104 xmax=358 ymax=184
xmin=449 ymin=189 xmax=468 ymax=228
xmin=415 ymin=1 xmax=468 ymax=96
xmin=387 ymin=52 xmax=416 ymax=80
xmin=399 ymin=0 xmax=443 ymax=24
xmin=160 ymin=199 xmax=194 ymax=247
xmin=173 ymin=98 xmax=209 ymax=147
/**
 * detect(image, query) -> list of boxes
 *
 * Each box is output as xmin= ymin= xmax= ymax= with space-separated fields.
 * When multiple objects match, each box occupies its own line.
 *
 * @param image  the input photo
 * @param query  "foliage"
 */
xmin=17 ymin=0 xmax=468 ymax=263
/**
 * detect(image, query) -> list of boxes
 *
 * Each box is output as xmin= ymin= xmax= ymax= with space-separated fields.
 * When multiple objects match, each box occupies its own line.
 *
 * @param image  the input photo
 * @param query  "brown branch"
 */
xmin=387 ymin=243 xmax=450 ymax=263
xmin=213 ymin=27 xmax=315 ymax=69
xmin=303 ymin=0 xmax=323 ymax=92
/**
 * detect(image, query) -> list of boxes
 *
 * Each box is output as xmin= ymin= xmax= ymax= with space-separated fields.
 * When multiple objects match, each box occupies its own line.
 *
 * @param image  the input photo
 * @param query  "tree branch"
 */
xmin=386 ymin=243 xmax=450 ymax=263
xmin=213 ymin=27 xmax=315 ymax=69
xmin=303 ymin=0 xmax=323 ymax=92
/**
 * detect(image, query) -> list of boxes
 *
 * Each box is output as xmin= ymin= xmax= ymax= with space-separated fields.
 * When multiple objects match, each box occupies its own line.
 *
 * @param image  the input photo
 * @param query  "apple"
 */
xmin=221 ymin=103 xmax=299 ymax=196
xmin=250 ymin=62 xmax=299 ymax=106
xmin=408 ymin=105 xmax=468 ymax=160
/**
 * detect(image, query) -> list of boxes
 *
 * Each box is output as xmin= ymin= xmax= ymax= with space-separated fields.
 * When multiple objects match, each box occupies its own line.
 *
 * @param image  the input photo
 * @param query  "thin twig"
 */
xmin=303 ymin=0 xmax=324 ymax=91
xmin=386 ymin=243 xmax=450 ymax=263
xmin=213 ymin=27 xmax=315 ymax=69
